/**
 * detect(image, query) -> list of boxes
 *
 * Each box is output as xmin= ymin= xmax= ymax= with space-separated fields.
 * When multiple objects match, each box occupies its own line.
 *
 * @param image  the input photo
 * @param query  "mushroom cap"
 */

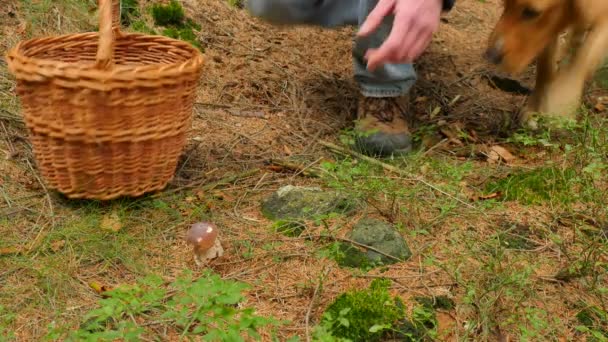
xmin=186 ymin=222 xmax=218 ymax=250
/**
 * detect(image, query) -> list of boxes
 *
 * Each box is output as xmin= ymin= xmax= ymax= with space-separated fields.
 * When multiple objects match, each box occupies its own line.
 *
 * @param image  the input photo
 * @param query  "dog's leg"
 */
xmin=521 ymin=37 xmax=559 ymax=128
xmin=539 ymin=23 xmax=608 ymax=122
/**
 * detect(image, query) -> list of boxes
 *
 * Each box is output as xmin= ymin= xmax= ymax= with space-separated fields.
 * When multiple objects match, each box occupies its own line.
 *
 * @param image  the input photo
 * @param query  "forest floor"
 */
xmin=1 ymin=0 xmax=607 ymax=341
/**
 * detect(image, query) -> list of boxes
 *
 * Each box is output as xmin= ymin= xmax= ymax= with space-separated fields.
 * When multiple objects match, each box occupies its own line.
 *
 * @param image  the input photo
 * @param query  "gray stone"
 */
xmin=261 ymin=185 xmax=355 ymax=221
xmin=337 ymin=218 xmax=411 ymax=268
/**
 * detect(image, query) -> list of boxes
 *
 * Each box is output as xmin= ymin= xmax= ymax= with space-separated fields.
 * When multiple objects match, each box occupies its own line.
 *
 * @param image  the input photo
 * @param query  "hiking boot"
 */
xmin=352 ymin=95 xmax=413 ymax=157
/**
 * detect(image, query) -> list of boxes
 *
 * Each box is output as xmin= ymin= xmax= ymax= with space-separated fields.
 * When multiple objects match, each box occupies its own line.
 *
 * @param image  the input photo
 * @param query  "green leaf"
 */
xmin=369 ymin=324 xmax=389 ymax=333
xmin=338 ymin=318 xmax=350 ymax=327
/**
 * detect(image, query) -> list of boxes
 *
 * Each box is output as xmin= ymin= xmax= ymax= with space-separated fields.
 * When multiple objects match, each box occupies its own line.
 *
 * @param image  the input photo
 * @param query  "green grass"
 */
xmin=486 ymin=165 xmax=578 ymax=205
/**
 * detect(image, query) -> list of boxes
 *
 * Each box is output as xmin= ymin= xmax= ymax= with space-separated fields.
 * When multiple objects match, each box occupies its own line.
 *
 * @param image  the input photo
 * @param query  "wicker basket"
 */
xmin=5 ymin=0 xmax=204 ymax=200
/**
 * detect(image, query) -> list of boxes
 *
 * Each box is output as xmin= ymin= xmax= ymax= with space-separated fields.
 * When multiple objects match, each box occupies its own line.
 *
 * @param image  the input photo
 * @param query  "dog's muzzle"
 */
xmin=485 ymin=38 xmax=505 ymax=64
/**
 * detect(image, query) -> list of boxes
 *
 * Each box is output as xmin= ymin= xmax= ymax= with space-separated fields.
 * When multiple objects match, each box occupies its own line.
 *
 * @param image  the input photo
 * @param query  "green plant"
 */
xmin=272 ymin=219 xmax=306 ymax=237
xmin=227 ymin=0 xmax=244 ymax=7
xmin=576 ymin=305 xmax=608 ymax=341
xmin=45 ymin=271 xmax=282 ymax=341
xmin=486 ymin=166 xmax=578 ymax=205
xmin=120 ymin=0 xmax=140 ymax=26
xmin=317 ymin=279 xmax=406 ymax=341
xmin=0 ymin=305 xmax=16 ymax=341
xmin=161 ymin=26 xmax=202 ymax=50
xmin=151 ymin=0 xmax=185 ymax=26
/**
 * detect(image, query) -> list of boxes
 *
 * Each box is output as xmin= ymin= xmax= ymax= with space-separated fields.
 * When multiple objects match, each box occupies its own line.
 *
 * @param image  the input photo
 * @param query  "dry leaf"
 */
xmin=212 ymin=191 xmax=234 ymax=201
xmin=490 ymin=145 xmax=515 ymax=163
xmin=487 ymin=150 xmax=500 ymax=163
xmin=283 ymin=145 xmax=293 ymax=156
xmin=439 ymin=124 xmax=464 ymax=146
xmin=595 ymin=102 xmax=606 ymax=112
xmin=0 ymin=246 xmax=22 ymax=256
xmin=50 ymin=240 xmax=66 ymax=252
xmin=89 ymin=281 xmax=113 ymax=297
xmin=100 ymin=212 xmax=122 ymax=232
xmin=470 ymin=192 xmax=502 ymax=202
xmin=430 ymin=106 xmax=442 ymax=118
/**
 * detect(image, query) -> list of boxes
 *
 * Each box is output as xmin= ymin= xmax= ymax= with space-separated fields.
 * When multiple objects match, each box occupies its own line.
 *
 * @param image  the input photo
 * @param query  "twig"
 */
xmin=25 ymin=158 xmax=55 ymax=223
xmin=156 ymin=169 xmax=260 ymax=197
xmin=318 ymin=140 xmax=477 ymax=210
xmin=306 ymin=266 xmax=332 ymax=342
xmin=267 ymin=159 xmax=320 ymax=178
xmin=292 ymin=157 xmax=324 ymax=179
xmin=226 ymin=109 xmax=266 ymax=119
xmin=0 ymin=121 xmax=17 ymax=158
xmin=356 ymin=269 xmax=442 ymax=280
xmin=316 ymin=234 xmax=404 ymax=263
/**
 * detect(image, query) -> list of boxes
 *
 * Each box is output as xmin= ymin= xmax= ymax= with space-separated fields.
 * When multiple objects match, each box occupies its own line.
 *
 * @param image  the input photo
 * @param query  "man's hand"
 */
xmin=358 ymin=0 xmax=443 ymax=71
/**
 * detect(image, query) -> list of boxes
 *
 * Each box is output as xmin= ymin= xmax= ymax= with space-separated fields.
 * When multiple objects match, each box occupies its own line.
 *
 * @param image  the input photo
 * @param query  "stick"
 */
xmin=318 ymin=140 xmax=477 ymax=210
xmin=155 ymin=169 xmax=260 ymax=197
xmin=306 ymin=266 xmax=332 ymax=342
xmin=25 ymin=158 xmax=55 ymax=223
xmin=331 ymin=236 xmax=404 ymax=263
xmin=267 ymin=159 xmax=320 ymax=178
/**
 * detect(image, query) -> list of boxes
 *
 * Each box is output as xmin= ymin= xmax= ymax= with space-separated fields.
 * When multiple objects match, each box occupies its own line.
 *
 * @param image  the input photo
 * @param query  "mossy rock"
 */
xmin=261 ymin=185 xmax=356 ymax=221
xmin=336 ymin=218 xmax=412 ymax=269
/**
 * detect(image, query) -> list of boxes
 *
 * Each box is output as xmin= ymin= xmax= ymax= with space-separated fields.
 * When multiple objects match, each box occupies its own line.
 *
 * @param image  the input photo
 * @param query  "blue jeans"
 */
xmin=246 ymin=0 xmax=417 ymax=98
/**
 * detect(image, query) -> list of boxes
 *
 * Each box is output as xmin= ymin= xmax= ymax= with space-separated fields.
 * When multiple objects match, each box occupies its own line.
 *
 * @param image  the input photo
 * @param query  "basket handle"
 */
xmin=95 ymin=0 xmax=116 ymax=70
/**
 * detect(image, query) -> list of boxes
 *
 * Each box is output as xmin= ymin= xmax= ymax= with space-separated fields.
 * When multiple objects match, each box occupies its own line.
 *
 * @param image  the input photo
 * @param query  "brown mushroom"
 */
xmin=185 ymin=222 xmax=224 ymax=266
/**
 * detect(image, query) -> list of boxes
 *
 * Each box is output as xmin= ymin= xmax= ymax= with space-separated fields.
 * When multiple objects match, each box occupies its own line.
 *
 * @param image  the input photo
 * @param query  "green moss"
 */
xmin=575 ymin=306 xmax=608 ymax=340
xmin=120 ymin=0 xmax=140 ymax=26
xmin=319 ymin=279 xmax=406 ymax=341
xmin=161 ymin=27 xmax=202 ymax=51
xmin=485 ymin=166 xmax=578 ymax=205
xmin=151 ymin=0 xmax=185 ymax=27
xmin=129 ymin=20 xmax=156 ymax=34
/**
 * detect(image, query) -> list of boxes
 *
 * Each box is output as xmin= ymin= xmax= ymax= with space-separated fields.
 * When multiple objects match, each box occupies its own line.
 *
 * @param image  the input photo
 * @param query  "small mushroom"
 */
xmin=185 ymin=222 xmax=224 ymax=266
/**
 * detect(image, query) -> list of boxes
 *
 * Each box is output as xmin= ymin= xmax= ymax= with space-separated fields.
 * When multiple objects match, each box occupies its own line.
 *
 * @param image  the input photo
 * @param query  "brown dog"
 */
xmin=485 ymin=0 xmax=608 ymax=128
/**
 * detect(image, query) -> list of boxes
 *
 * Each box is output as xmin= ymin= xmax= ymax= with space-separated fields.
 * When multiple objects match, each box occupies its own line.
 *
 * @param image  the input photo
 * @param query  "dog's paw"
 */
xmin=538 ymin=77 xmax=582 ymax=119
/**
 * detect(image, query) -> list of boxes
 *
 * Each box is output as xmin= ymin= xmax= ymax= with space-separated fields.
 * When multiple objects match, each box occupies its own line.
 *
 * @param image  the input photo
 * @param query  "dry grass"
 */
xmin=1 ymin=0 xmax=607 ymax=341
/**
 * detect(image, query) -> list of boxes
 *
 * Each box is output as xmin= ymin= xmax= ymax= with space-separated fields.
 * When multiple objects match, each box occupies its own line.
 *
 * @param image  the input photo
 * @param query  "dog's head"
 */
xmin=485 ymin=0 xmax=572 ymax=74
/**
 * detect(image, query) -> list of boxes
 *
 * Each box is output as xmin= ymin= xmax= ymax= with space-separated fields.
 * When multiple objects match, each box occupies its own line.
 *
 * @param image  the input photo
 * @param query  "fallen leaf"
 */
xmin=89 ymin=281 xmax=113 ymax=297
xmin=195 ymin=190 xmax=206 ymax=200
xmin=266 ymin=164 xmax=285 ymax=173
xmin=595 ymin=102 xmax=606 ymax=112
xmin=185 ymin=196 xmax=196 ymax=203
xmin=283 ymin=145 xmax=293 ymax=156
xmin=50 ymin=240 xmax=66 ymax=252
xmin=430 ymin=106 xmax=442 ymax=118
xmin=100 ymin=212 xmax=122 ymax=232
xmin=487 ymin=150 xmax=500 ymax=164
xmin=0 ymin=246 xmax=22 ymax=256
xmin=439 ymin=124 xmax=464 ymax=146
xmin=490 ymin=145 xmax=516 ymax=163
xmin=470 ymin=192 xmax=502 ymax=202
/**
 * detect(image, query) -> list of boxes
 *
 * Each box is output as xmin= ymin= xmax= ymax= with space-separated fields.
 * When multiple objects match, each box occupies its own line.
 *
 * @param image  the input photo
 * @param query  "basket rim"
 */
xmin=5 ymin=30 xmax=204 ymax=88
